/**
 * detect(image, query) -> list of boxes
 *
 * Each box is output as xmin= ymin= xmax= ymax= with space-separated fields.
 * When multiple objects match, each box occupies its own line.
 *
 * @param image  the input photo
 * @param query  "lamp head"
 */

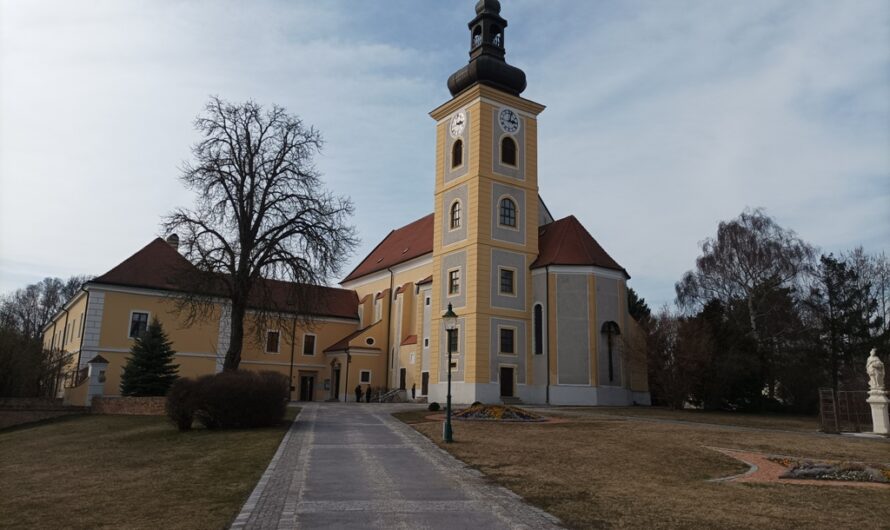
xmin=442 ymin=303 xmax=458 ymax=331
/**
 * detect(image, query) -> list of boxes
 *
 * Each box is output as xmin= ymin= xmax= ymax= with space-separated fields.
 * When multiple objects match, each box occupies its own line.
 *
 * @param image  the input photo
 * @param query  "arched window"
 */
xmin=491 ymin=25 xmax=502 ymax=46
xmin=601 ymin=321 xmax=621 ymax=383
xmin=533 ymin=304 xmax=543 ymax=355
xmin=498 ymin=197 xmax=517 ymax=228
xmin=450 ymin=201 xmax=461 ymax=229
xmin=501 ymin=136 xmax=517 ymax=166
xmin=472 ymin=25 xmax=482 ymax=47
xmin=451 ymin=139 xmax=463 ymax=168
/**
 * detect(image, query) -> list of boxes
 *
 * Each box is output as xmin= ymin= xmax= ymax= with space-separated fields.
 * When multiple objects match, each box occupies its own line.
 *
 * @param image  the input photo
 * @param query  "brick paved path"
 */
xmin=231 ymin=403 xmax=562 ymax=529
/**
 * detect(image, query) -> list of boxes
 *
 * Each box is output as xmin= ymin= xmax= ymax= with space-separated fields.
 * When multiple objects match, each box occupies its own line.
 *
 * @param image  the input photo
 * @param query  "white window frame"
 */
xmin=447 ymin=267 xmax=461 ymax=297
xmin=448 ymin=199 xmax=462 ymax=231
xmin=127 ymin=310 xmax=150 ymax=339
xmin=359 ymin=370 xmax=372 ymax=384
xmin=265 ymin=329 xmax=281 ymax=354
xmin=498 ymin=266 xmax=518 ymax=297
xmin=496 ymin=194 xmax=520 ymax=231
xmin=302 ymin=333 xmax=317 ymax=356
xmin=497 ymin=325 xmax=517 ymax=356
xmin=498 ymin=133 xmax=519 ymax=168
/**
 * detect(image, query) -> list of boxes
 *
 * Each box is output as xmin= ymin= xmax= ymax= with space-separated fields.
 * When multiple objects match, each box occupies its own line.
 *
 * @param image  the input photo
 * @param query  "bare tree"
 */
xmin=163 ymin=97 xmax=356 ymax=371
xmin=676 ymin=208 xmax=815 ymax=398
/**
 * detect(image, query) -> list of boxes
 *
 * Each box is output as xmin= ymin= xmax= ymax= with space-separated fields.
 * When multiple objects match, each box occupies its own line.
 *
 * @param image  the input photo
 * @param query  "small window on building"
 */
xmin=448 ymin=269 xmax=461 ymax=296
xmin=360 ymin=370 xmax=371 ymax=384
xmin=501 ymin=136 xmax=517 ymax=166
xmin=425 ymin=296 xmax=431 ymax=306
xmin=128 ymin=312 xmax=149 ymax=338
xmin=450 ymin=201 xmax=461 ymax=229
xmin=499 ymin=327 xmax=515 ymax=354
xmin=303 ymin=334 xmax=316 ymax=356
xmin=77 ymin=314 xmax=83 ymax=338
xmin=534 ymin=304 xmax=543 ymax=355
xmin=499 ymin=268 xmax=515 ymax=295
xmin=498 ymin=198 xmax=517 ymax=228
xmin=265 ymin=330 xmax=280 ymax=353
xmin=423 ymin=337 xmax=430 ymax=347
xmin=451 ymin=139 xmax=463 ymax=168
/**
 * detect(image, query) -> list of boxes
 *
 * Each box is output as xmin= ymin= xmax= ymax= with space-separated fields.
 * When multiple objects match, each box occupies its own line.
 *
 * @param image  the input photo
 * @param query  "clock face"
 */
xmin=449 ymin=111 xmax=466 ymax=138
xmin=498 ymin=108 xmax=520 ymax=133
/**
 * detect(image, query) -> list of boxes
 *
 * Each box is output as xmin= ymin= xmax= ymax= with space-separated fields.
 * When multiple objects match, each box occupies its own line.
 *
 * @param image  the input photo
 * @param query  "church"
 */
xmin=44 ymin=0 xmax=650 ymax=407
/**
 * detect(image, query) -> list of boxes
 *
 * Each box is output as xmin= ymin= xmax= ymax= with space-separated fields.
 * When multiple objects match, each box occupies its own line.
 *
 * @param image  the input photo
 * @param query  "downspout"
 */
xmin=545 ymin=266 xmax=550 ymax=405
xmin=288 ymin=316 xmax=297 ymax=401
xmin=385 ymin=267 xmax=395 ymax=389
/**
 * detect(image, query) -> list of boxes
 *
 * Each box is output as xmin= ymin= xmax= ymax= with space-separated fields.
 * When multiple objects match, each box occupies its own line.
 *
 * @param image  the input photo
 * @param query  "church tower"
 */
xmin=428 ymin=0 xmax=546 ymax=403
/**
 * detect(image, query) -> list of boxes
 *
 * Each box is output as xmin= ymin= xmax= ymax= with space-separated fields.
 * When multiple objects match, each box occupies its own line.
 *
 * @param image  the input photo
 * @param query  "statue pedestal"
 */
xmin=866 ymin=390 xmax=889 ymax=435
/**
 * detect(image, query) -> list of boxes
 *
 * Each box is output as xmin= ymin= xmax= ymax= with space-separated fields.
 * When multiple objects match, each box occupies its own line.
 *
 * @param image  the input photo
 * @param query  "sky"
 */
xmin=1 ymin=0 xmax=888 ymax=309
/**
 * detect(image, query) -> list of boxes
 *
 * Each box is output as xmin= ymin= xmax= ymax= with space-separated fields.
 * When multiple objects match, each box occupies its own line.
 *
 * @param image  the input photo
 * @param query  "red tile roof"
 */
xmin=92 ymin=238 xmax=195 ymax=292
xmin=91 ymin=238 xmax=359 ymax=319
xmin=532 ymin=216 xmax=628 ymax=277
xmin=342 ymin=214 xmax=434 ymax=283
xmin=323 ymin=323 xmax=382 ymax=353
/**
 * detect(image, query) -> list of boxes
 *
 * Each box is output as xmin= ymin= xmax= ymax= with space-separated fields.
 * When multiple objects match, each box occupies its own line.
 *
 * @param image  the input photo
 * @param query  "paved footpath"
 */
xmin=231 ymin=402 xmax=562 ymax=529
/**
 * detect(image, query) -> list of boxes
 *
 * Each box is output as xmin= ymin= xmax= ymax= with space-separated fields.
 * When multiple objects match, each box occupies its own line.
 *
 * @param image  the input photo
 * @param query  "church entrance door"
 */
xmin=500 ymin=366 xmax=514 ymax=397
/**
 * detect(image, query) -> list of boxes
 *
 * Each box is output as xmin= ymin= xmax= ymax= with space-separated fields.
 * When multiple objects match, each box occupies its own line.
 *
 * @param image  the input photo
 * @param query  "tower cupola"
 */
xmin=447 ymin=0 xmax=527 ymax=97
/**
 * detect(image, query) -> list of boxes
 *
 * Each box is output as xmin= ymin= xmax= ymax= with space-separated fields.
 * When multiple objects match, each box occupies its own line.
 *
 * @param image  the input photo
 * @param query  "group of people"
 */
xmin=352 ymin=383 xmax=418 ymax=403
xmin=354 ymin=384 xmax=373 ymax=403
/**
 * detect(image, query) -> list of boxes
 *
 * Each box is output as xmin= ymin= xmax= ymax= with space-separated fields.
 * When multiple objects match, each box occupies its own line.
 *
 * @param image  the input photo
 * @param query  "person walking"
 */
xmin=365 ymin=385 xmax=372 ymax=403
xmin=411 ymin=383 xmax=416 ymax=400
xmin=354 ymin=384 xmax=362 ymax=403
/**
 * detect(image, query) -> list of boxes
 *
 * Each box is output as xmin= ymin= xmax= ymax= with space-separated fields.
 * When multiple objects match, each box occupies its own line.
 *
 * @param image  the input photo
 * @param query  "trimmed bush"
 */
xmin=166 ymin=370 xmax=289 ymax=431
xmin=193 ymin=371 xmax=289 ymax=429
xmin=166 ymin=378 xmax=197 ymax=431
xmin=428 ymin=401 xmax=441 ymax=412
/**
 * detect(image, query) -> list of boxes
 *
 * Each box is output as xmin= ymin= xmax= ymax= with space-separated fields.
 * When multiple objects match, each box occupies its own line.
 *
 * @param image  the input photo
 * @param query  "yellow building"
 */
xmin=44 ymin=0 xmax=649 ymax=407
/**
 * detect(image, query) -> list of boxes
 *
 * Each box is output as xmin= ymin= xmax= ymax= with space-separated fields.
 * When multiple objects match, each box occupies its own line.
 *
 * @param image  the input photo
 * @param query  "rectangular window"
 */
xmin=360 ymin=370 xmax=371 ymax=384
xmin=499 ymin=268 xmax=515 ymax=295
xmin=447 ymin=328 xmax=459 ymax=353
xmin=423 ymin=337 xmax=429 ymax=348
xmin=303 ymin=334 xmax=316 ymax=356
xmin=265 ymin=330 xmax=280 ymax=353
xmin=425 ymin=296 xmax=431 ymax=306
xmin=499 ymin=327 xmax=515 ymax=354
xmin=77 ymin=314 xmax=83 ymax=338
xmin=128 ymin=312 xmax=149 ymax=338
xmin=448 ymin=269 xmax=461 ymax=296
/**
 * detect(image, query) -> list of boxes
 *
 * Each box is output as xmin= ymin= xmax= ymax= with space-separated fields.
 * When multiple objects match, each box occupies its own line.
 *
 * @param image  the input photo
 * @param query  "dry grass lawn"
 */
xmin=0 ymin=409 xmax=296 ymax=530
xmin=397 ymin=410 xmax=889 ymax=529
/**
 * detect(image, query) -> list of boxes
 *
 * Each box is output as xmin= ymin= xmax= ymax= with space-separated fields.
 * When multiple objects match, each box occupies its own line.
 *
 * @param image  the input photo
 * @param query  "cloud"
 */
xmin=1 ymin=0 xmax=887 ymax=309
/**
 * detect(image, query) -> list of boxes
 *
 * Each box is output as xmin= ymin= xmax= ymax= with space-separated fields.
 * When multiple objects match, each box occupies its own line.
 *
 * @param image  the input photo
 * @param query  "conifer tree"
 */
xmin=120 ymin=318 xmax=179 ymax=396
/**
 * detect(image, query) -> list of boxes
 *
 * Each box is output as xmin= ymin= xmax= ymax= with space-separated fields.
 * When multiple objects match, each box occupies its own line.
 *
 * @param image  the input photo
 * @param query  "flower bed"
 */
xmin=453 ymin=404 xmax=544 ymax=422
xmin=768 ymin=456 xmax=890 ymax=484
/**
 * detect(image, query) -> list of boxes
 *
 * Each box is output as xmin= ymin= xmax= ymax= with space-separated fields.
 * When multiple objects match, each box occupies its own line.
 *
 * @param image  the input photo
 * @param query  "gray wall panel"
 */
xmin=490 ymin=108 xmax=525 ymax=180
xmin=488 ymin=318 xmax=527 ymax=384
xmin=489 ymin=248 xmax=526 ymax=311
xmin=440 ymin=250 xmax=467 ymax=310
xmin=491 ymin=182 xmax=526 ymax=245
xmin=556 ymin=274 xmax=590 ymax=385
xmin=444 ymin=109 xmax=470 ymax=184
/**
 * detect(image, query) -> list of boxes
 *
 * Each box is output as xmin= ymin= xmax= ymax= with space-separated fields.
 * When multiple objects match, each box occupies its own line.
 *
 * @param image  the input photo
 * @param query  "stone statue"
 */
xmin=866 ymin=349 xmax=885 ymax=392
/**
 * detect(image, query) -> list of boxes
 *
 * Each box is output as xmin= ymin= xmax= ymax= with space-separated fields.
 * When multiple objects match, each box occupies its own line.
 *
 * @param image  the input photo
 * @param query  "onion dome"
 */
xmin=447 ymin=0 xmax=527 ymax=97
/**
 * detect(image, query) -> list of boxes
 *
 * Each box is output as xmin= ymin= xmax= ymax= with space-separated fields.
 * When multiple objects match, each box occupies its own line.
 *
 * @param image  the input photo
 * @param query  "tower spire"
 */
xmin=446 ymin=0 xmax=527 ymax=97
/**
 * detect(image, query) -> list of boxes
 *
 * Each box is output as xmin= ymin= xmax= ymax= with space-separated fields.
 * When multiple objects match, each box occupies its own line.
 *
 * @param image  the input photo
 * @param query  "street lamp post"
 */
xmin=442 ymin=303 xmax=458 ymax=443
